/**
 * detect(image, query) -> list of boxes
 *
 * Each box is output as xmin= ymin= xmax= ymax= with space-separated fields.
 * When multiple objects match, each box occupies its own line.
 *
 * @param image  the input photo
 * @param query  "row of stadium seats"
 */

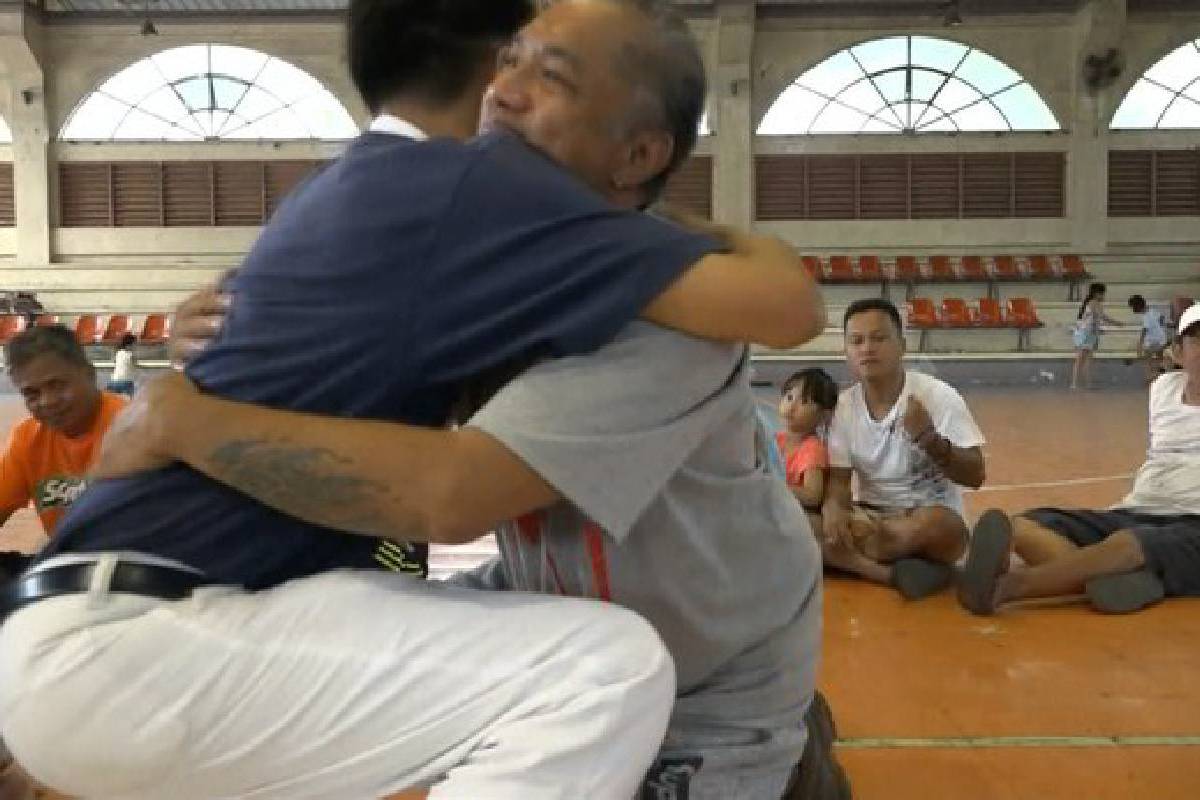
xmin=0 ymin=313 xmax=170 ymax=347
xmin=802 ymin=254 xmax=1090 ymax=285
xmin=906 ymin=296 xmax=1043 ymax=351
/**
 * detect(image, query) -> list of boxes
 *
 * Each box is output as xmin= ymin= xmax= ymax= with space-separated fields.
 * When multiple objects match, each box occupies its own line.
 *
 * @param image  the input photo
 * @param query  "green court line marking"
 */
xmin=835 ymin=736 xmax=1200 ymax=749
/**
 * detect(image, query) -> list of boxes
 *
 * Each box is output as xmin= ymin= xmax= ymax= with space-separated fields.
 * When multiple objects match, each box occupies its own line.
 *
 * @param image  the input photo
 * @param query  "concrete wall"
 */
xmin=0 ymin=2 xmax=1196 ymax=311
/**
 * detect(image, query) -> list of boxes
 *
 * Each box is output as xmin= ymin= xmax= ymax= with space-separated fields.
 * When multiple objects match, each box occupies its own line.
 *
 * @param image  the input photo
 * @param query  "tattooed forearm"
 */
xmin=207 ymin=439 xmax=414 ymax=536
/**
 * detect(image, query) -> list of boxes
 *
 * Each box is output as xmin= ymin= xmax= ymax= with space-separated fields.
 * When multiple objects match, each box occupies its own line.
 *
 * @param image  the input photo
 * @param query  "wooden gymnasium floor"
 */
xmin=0 ymin=386 xmax=1196 ymax=800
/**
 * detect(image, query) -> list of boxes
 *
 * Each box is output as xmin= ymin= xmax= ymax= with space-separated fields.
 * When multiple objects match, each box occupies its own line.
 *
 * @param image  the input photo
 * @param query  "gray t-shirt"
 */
xmin=459 ymin=322 xmax=822 ymax=772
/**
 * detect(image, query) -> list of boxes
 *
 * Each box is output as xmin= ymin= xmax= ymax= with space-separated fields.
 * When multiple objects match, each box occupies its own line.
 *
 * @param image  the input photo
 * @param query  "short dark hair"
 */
xmin=782 ymin=368 xmax=838 ymax=411
xmin=843 ymin=297 xmax=904 ymax=336
xmin=348 ymin=0 xmax=533 ymax=112
xmin=118 ymin=333 xmax=138 ymax=349
xmin=1128 ymin=294 xmax=1147 ymax=312
xmin=5 ymin=325 xmax=94 ymax=375
xmin=605 ymin=0 xmax=706 ymax=203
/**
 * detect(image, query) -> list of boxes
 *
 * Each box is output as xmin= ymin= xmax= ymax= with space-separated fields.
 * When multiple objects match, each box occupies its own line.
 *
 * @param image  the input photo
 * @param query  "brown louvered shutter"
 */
xmin=163 ymin=162 xmax=215 ymax=226
xmin=112 ymin=162 xmax=163 ymax=227
xmin=59 ymin=163 xmax=113 ymax=227
xmin=265 ymin=161 xmax=323 ymax=219
xmin=910 ymin=154 xmax=960 ymax=219
xmin=662 ymin=156 xmax=712 ymax=218
xmin=1014 ymin=152 xmax=1064 ymax=218
xmin=755 ymin=155 xmax=806 ymax=220
xmin=0 ymin=164 xmax=13 ymax=227
xmin=962 ymin=153 xmax=1013 ymax=218
xmin=806 ymin=155 xmax=856 ymax=219
xmin=1108 ymin=150 xmax=1153 ymax=217
xmin=858 ymin=154 xmax=908 ymax=219
xmin=215 ymin=161 xmax=267 ymax=226
xmin=1153 ymin=150 xmax=1200 ymax=216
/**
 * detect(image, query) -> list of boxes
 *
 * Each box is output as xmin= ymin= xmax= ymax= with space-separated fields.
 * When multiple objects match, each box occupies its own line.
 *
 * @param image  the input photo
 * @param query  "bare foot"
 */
xmin=824 ymin=540 xmax=891 ymax=585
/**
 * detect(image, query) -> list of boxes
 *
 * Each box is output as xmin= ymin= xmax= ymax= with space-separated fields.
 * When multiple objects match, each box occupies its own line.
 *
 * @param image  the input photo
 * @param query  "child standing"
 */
xmin=106 ymin=333 xmax=137 ymax=396
xmin=1128 ymin=294 xmax=1171 ymax=382
xmin=1071 ymin=282 xmax=1120 ymax=390
xmin=776 ymin=368 xmax=838 ymax=510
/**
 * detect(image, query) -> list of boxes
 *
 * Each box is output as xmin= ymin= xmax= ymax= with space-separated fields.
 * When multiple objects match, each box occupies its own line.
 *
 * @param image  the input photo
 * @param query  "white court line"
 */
xmin=836 ymin=735 xmax=1200 ymax=750
xmin=971 ymin=474 xmax=1133 ymax=493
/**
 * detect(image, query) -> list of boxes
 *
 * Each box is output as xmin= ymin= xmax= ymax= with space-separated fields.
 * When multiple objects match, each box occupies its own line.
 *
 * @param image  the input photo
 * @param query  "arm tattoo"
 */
xmin=208 ymin=439 xmax=399 ymax=534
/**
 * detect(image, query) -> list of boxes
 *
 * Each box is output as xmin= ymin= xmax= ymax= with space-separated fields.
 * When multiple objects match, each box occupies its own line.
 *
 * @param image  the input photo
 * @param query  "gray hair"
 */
xmin=601 ymin=0 xmax=708 ymax=203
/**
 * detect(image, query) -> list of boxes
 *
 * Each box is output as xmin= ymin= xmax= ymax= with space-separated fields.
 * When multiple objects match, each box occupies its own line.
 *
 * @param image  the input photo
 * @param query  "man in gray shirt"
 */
xmin=453 ymin=322 xmax=823 ymax=798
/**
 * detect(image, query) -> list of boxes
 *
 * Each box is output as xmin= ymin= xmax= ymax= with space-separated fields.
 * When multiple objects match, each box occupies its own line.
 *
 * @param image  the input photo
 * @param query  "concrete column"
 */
xmin=1069 ymin=0 xmax=1127 ymax=253
xmin=10 ymin=78 xmax=52 ymax=267
xmin=1 ymin=9 xmax=51 ymax=267
xmin=711 ymin=1 xmax=754 ymax=228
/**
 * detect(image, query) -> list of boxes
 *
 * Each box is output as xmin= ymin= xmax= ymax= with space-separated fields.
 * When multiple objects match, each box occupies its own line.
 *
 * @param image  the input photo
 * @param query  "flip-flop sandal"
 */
xmin=890 ymin=558 xmax=953 ymax=600
xmin=1086 ymin=570 xmax=1165 ymax=614
xmin=958 ymin=509 xmax=1013 ymax=615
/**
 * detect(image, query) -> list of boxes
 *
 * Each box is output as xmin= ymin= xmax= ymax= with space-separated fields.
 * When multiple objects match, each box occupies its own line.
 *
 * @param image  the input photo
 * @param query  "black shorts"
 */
xmin=1022 ymin=508 xmax=1200 ymax=597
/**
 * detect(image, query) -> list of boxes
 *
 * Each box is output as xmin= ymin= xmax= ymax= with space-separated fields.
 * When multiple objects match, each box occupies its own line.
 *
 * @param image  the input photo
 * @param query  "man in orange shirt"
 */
xmin=0 ymin=325 xmax=126 ymax=540
xmin=0 ymin=325 xmax=124 ymax=800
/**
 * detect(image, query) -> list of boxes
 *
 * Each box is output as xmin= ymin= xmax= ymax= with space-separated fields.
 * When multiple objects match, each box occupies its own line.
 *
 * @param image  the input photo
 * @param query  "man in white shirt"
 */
xmin=960 ymin=303 xmax=1200 ymax=616
xmin=820 ymin=298 xmax=987 ymax=600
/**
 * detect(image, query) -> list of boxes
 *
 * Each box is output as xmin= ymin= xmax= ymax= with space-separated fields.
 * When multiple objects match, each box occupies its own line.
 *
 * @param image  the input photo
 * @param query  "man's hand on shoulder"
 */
xmin=169 ymin=276 xmax=233 ymax=367
xmin=91 ymin=371 xmax=201 ymax=481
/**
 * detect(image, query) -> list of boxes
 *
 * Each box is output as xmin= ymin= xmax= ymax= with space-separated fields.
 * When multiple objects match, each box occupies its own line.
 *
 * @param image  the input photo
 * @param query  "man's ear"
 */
xmin=611 ymin=129 xmax=674 ymax=192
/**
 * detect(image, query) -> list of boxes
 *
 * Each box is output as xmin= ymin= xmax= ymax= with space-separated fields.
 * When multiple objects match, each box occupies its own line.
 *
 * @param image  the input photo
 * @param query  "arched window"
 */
xmin=759 ymin=36 xmax=1059 ymax=135
xmin=0 ymin=115 xmax=11 ymax=144
xmin=1112 ymin=38 xmax=1200 ymax=129
xmin=61 ymin=44 xmax=358 ymax=141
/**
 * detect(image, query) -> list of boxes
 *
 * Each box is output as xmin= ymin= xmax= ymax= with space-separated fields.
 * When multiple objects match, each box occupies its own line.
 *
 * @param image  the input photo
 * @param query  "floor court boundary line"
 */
xmin=836 ymin=735 xmax=1200 ymax=750
xmin=970 ymin=474 xmax=1133 ymax=493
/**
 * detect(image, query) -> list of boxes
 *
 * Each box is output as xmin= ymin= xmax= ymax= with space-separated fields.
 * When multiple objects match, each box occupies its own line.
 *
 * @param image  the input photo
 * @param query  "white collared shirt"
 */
xmin=368 ymin=114 xmax=429 ymax=141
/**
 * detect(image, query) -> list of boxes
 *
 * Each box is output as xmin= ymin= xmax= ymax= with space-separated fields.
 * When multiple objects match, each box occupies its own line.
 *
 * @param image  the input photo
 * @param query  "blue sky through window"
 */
xmin=759 ymin=36 xmax=1059 ymax=135
xmin=61 ymin=44 xmax=357 ymax=141
xmin=1112 ymin=39 xmax=1200 ymax=129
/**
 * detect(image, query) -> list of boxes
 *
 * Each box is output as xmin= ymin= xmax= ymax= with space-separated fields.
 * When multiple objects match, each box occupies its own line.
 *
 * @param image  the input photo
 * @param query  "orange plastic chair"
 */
xmin=907 ymin=297 xmax=938 ymax=328
xmin=828 ymin=256 xmax=854 ymax=281
xmin=34 ymin=314 xmax=60 ymax=327
xmin=975 ymin=297 xmax=1004 ymax=326
xmin=1060 ymin=254 xmax=1087 ymax=278
xmin=73 ymin=314 xmax=100 ymax=345
xmin=858 ymin=255 xmax=882 ymax=281
xmin=928 ymin=255 xmax=955 ymax=281
xmin=894 ymin=256 xmax=921 ymax=281
xmin=1006 ymin=297 xmax=1041 ymax=327
xmin=959 ymin=256 xmax=987 ymax=280
xmin=100 ymin=314 xmax=132 ymax=346
xmin=139 ymin=313 xmax=170 ymax=345
xmin=941 ymin=297 xmax=972 ymax=327
xmin=991 ymin=255 xmax=1020 ymax=280
xmin=1027 ymin=255 xmax=1055 ymax=279
xmin=0 ymin=315 xmax=26 ymax=344
xmin=801 ymin=256 xmax=823 ymax=281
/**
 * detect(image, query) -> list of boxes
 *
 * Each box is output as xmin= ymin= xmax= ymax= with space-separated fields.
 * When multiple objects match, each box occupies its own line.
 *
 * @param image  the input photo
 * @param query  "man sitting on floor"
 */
xmin=960 ymin=303 xmax=1200 ymax=616
xmin=0 ymin=327 xmax=126 ymax=556
xmin=819 ymin=298 xmax=987 ymax=600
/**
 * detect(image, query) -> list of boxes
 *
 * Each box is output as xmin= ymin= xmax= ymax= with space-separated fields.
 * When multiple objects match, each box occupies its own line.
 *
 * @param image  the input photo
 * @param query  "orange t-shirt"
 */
xmin=775 ymin=431 xmax=829 ymax=489
xmin=0 ymin=391 xmax=127 ymax=534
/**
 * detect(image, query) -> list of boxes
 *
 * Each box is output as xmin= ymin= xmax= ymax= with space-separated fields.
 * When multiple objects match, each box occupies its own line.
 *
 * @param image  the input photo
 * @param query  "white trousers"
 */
xmin=0 ymin=567 xmax=675 ymax=800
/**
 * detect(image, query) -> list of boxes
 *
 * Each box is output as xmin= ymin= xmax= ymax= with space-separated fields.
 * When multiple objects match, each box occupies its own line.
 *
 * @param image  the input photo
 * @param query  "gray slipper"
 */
xmin=891 ymin=558 xmax=953 ymax=600
xmin=1086 ymin=570 xmax=1165 ymax=614
xmin=958 ymin=509 xmax=1013 ymax=615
